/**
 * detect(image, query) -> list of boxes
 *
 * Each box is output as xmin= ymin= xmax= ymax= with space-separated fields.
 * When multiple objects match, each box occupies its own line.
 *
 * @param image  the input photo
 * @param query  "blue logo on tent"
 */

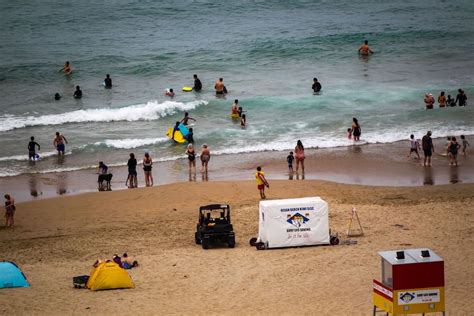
xmin=287 ymin=212 xmax=310 ymax=228
xmin=0 ymin=261 xmax=29 ymax=289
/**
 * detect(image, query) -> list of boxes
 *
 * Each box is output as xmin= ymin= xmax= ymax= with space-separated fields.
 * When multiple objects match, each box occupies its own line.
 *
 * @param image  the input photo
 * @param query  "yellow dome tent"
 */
xmin=86 ymin=261 xmax=135 ymax=291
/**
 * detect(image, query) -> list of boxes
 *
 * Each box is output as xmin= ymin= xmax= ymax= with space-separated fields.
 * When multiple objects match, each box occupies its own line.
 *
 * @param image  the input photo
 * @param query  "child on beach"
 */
xmin=4 ymin=194 xmax=15 ymax=228
xmin=287 ymin=152 xmax=294 ymax=173
xmin=255 ymin=166 xmax=269 ymax=199
xmin=126 ymin=153 xmax=138 ymax=188
xmin=347 ymin=128 xmax=352 ymax=140
xmin=461 ymin=135 xmax=469 ymax=155
xmin=447 ymin=137 xmax=461 ymax=166
xmin=143 ymin=152 xmax=153 ymax=187
xmin=407 ymin=134 xmax=421 ymax=159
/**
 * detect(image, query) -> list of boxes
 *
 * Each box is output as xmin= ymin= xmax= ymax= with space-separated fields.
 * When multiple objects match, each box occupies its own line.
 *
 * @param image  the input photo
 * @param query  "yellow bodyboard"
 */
xmin=182 ymin=86 xmax=193 ymax=92
xmin=231 ymin=113 xmax=239 ymax=119
xmin=166 ymin=128 xmax=186 ymax=143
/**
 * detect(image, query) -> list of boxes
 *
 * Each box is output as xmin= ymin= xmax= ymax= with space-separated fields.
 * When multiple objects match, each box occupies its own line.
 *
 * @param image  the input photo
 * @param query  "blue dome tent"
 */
xmin=0 ymin=261 xmax=29 ymax=289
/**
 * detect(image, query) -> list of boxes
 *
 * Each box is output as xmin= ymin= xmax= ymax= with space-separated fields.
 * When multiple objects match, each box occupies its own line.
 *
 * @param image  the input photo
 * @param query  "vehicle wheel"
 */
xmin=195 ymin=232 xmax=201 ymax=245
xmin=228 ymin=235 xmax=235 ymax=248
xmin=256 ymin=242 xmax=265 ymax=250
xmin=249 ymin=237 xmax=257 ymax=247
xmin=202 ymin=236 xmax=210 ymax=249
xmin=330 ymin=236 xmax=340 ymax=245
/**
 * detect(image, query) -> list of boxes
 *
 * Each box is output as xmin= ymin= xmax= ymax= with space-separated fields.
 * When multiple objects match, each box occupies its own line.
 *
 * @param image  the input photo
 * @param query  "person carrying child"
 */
xmin=255 ymin=166 xmax=269 ymax=199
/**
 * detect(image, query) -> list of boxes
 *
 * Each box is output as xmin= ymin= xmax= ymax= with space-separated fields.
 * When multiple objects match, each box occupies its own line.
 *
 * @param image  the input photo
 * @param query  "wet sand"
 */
xmin=1 ymin=138 xmax=473 ymax=203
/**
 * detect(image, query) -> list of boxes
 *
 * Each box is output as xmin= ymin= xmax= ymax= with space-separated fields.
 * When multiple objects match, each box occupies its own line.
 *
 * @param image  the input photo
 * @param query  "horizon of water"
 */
xmin=1 ymin=0 xmax=473 ymax=177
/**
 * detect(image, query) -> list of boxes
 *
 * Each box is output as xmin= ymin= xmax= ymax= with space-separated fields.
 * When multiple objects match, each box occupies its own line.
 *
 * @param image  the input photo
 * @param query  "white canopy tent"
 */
xmin=257 ymin=197 xmax=330 ymax=248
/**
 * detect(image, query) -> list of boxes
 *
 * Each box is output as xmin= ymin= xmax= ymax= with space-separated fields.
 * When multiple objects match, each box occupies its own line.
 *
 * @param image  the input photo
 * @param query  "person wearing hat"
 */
xmin=422 ymin=131 xmax=434 ymax=167
xmin=424 ymin=93 xmax=435 ymax=109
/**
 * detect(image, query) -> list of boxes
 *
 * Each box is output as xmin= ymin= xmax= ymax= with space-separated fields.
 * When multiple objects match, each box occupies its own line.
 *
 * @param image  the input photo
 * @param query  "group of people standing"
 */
xmin=408 ymin=132 xmax=469 ymax=167
xmin=424 ymin=89 xmax=467 ymax=109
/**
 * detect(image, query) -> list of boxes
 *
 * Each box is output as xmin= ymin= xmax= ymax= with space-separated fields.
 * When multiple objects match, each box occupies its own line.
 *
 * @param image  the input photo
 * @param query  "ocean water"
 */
xmin=1 ymin=0 xmax=473 ymax=177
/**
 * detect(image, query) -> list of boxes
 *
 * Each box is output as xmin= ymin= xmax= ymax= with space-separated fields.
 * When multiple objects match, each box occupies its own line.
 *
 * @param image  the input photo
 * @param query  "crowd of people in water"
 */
xmin=424 ymin=89 xmax=468 ymax=109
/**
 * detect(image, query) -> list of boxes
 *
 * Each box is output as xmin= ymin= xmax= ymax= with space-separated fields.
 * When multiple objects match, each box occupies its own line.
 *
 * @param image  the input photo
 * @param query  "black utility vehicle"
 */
xmin=195 ymin=204 xmax=235 ymax=249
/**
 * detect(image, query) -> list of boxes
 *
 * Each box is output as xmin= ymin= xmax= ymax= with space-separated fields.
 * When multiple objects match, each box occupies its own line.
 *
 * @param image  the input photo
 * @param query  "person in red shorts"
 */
xmin=255 ymin=166 xmax=269 ymax=199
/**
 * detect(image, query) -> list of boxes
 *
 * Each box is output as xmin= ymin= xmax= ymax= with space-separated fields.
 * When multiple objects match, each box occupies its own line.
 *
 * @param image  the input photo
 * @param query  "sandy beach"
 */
xmin=1 ymin=180 xmax=473 ymax=315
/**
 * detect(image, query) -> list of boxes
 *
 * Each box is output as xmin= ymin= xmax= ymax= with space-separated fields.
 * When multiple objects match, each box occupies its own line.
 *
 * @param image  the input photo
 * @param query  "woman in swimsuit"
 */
xmin=294 ymin=140 xmax=305 ymax=174
xmin=185 ymin=144 xmax=196 ymax=174
xmin=351 ymin=118 xmax=361 ymax=141
xmin=200 ymin=144 xmax=211 ymax=174
xmin=143 ymin=152 xmax=153 ymax=187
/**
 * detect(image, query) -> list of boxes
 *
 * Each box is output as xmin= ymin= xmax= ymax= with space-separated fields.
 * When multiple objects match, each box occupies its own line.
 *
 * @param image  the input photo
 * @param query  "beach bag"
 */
xmin=73 ymin=275 xmax=89 ymax=288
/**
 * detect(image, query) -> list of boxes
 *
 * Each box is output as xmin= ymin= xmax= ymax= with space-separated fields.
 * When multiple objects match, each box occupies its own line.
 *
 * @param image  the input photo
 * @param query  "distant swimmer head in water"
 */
xmin=73 ymin=85 xmax=82 ymax=99
xmin=104 ymin=74 xmax=112 ymax=88
xmin=54 ymin=93 xmax=61 ymax=100
xmin=61 ymin=61 xmax=72 ymax=74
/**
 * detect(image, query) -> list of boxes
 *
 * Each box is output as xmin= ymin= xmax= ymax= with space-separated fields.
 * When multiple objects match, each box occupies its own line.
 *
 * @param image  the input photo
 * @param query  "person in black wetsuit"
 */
xmin=186 ymin=127 xmax=194 ymax=144
xmin=126 ymin=153 xmax=138 ymax=188
xmin=54 ymin=93 xmax=61 ymax=100
xmin=28 ymin=136 xmax=40 ymax=160
xmin=455 ymin=89 xmax=467 ymax=106
xmin=73 ymin=85 xmax=82 ymax=99
xmin=193 ymin=74 xmax=202 ymax=91
xmin=104 ymin=74 xmax=112 ymax=88
xmin=312 ymin=78 xmax=322 ymax=93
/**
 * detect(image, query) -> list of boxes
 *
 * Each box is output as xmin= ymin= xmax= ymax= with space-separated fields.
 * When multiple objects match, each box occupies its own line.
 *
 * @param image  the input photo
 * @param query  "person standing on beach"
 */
xmin=447 ymin=137 xmax=461 ymax=166
xmin=73 ymin=86 xmax=82 ymax=99
xmin=351 ymin=118 xmax=361 ymax=141
xmin=53 ymin=132 xmax=68 ymax=156
xmin=422 ymin=131 xmax=434 ymax=167
xmin=200 ymin=144 xmax=210 ymax=174
xmin=438 ymin=91 xmax=446 ymax=108
xmin=294 ymin=140 xmax=305 ymax=174
xmin=4 ymin=194 xmax=15 ymax=228
xmin=186 ymin=143 xmax=196 ymax=175
xmin=143 ymin=152 xmax=153 ymax=187
xmin=126 ymin=153 xmax=138 ymax=188
xmin=461 ymin=135 xmax=469 ymax=155
xmin=312 ymin=78 xmax=321 ymax=93
xmin=455 ymin=89 xmax=467 ymax=106
xmin=193 ymin=74 xmax=202 ymax=91
xmin=287 ymin=152 xmax=294 ymax=173
xmin=28 ymin=136 xmax=40 ymax=161
xmin=60 ymin=61 xmax=72 ymax=75
xmin=104 ymin=74 xmax=112 ymax=88
xmin=407 ymin=134 xmax=421 ymax=159
xmin=424 ymin=93 xmax=434 ymax=109
xmin=358 ymin=40 xmax=374 ymax=55
xmin=255 ymin=166 xmax=269 ymax=199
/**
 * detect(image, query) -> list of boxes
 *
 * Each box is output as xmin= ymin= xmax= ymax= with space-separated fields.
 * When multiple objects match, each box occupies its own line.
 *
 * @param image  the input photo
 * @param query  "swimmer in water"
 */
xmin=54 ymin=93 xmax=61 ymax=100
xmin=241 ymin=114 xmax=247 ymax=127
xmin=60 ymin=61 xmax=72 ymax=74
xmin=171 ymin=121 xmax=180 ymax=140
xmin=53 ymin=132 xmax=68 ymax=156
xmin=312 ymin=78 xmax=322 ymax=93
xmin=165 ymin=88 xmax=175 ymax=97
xmin=358 ymin=40 xmax=374 ymax=55
xmin=180 ymin=112 xmax=196 ymax=126
xmin=215 ymin=78 xmax=226 ymax=95
xmin=73 ymin=85 xmax=82 ymax=99
xmin=193 ymin=74 xmax=202 ymax=92
xmin=237 ymin=106 xmax=246 ymax=117
xmin=104 ymin=74 xmax=112 ymax=88
xmin=231 ymin=99 xmax=239 ymax=116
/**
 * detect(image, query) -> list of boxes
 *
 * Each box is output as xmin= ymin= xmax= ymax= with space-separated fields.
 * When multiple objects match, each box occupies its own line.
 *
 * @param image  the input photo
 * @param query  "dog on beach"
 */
xmin=98 ymin=174 xmax=113 ymax=191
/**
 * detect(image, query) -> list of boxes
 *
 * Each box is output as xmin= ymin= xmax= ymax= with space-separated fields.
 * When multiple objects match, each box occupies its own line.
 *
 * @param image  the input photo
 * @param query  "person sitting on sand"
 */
xmin=424 ymin=93 xmax=434 ymax=109
xmin=180 ymin=112 xmax=196 ymax=126
xmin=255 ymin=166 xmax=269 ymax=199
xmin=73 ymin=85 xmax=82 ymax=99
xmin=122 ymin=253 xmax=139 ymax=269
xmin=358 ymin=40 xmax=374 ymax=55
xmin=165 ymin=88 xmax=175 ymax=97
xmin=60 ymin=61 xmax=72 ymax=75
